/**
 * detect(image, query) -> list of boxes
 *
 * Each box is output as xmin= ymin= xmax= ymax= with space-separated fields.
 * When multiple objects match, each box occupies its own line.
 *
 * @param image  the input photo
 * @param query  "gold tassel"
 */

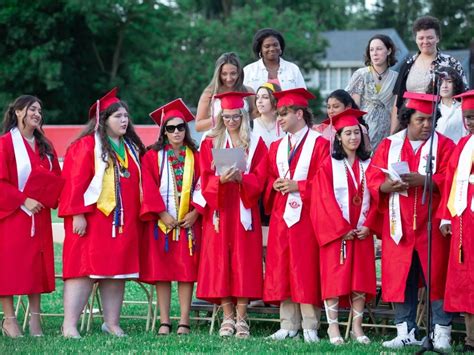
xmin=413 ymin=214 xmax=417 ymax=231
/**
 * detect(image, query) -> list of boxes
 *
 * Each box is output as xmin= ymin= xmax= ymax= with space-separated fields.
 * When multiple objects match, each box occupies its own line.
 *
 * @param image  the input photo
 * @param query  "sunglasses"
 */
xmin=165 ymin=123 xmax=186 ymax=133
xmin=222 ymin=114 xmax=242 ymax=122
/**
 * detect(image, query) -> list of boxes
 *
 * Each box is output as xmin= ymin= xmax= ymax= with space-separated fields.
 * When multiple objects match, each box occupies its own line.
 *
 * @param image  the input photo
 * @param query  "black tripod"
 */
xmin=416 ymin=72 xmax=445 ymax=355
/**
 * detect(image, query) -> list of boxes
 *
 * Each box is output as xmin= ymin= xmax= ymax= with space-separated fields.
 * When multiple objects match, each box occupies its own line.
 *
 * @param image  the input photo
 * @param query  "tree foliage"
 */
xmin=0 ymin=0 xmax=470 ymax=124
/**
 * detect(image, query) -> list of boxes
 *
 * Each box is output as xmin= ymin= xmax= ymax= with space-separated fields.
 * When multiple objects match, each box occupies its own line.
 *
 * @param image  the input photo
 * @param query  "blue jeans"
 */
xmin=393 ymin=251 xmax=453 ymax=332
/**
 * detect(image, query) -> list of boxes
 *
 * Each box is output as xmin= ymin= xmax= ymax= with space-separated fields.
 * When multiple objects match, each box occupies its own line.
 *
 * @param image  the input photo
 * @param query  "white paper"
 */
xmin=212 ymin=147 xmax=247 ymax=175
xmin=374 ymin=161 xmax=410 ymax=181
xmin=391 ymin=161 xmax=410 ymax=177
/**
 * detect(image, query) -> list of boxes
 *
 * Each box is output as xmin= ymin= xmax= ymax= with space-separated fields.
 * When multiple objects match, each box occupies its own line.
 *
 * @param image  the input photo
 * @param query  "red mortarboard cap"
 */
xmin=403 ymin=91 xmax=437 ymax=115
xmin=214 ymin=91 xmax=254 ymax=110
xmin=454 ymin=90 xmax=474 ymax=111
xmin=149 ymin=98 xmax=195 ymax=126
xmin=331 ymin=108 xmax=367 ymax=131
xmin=273 ymin=88 xmax=316 ymax=108
xmin=88 ymin=87 xmax=120 ymax=119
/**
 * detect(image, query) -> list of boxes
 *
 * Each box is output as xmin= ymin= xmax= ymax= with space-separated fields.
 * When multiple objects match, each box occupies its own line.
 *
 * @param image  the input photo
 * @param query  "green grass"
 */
xmin=0 ymin=244 xmax=467 ymax=353
xmin=51 ymin=209 xmax=61 ymax=223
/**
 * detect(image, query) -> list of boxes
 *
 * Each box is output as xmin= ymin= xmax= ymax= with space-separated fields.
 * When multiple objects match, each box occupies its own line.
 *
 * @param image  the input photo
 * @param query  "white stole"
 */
xmin=84 ymin=132 xmax=107 ymax=206
xmin=451 ymin=135 xmax=474 ymax=216
xmin=11 ymin=127 xmax=35 ymax=236
xmin=332 ymin=158 xmax=371 ymax=228
xmin=276 ymin=129 xmax=321 ymax=227
xmin=387 ymin=129 xmax=439 ymax=244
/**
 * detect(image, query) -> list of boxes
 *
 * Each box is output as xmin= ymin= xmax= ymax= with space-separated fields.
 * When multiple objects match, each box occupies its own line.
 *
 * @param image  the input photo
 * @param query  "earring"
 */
xmin=259 ymin=52 xmax=262 ymax=58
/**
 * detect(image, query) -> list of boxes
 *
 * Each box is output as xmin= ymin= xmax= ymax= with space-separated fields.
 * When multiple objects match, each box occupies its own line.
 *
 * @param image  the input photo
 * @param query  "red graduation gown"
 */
xmin=311 ymin=158 xmax=377 ymax=306
xmin=366 ymin=133 xmax=455 ymax=302
xmin=139 ymin=148 xmax=201 ymax=283
xmin=438 ymin=135 xmax=474 ymax=314
xmin=0 ymin=132 xmax=61 ymax=295
xmin=196 ymin=137 xmax=268 ymax=304
xmin=59 ymin=135 xmax=142 ymax=279
xmin=263 ymin=134 xmax=329 ymax=305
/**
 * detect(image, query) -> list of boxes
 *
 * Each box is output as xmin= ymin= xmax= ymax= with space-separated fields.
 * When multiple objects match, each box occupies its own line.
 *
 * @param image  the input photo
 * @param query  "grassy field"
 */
xmin=0 ymin=244 xmax=467 ymax=353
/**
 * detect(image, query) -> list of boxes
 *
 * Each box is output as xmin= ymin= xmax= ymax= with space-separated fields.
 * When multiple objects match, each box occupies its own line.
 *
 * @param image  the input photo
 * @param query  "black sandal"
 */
xmin=177 ymin=324 xmax=191 ymax=335
xmin=157 ymin=323 xmax=172 ymax=336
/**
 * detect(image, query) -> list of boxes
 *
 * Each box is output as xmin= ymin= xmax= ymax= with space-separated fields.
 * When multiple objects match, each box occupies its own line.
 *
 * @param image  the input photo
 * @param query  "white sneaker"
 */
xmin=267 ymin=328 xmax=299 ymax=340
xmin=433 ymin=324 xmax=451 ymax=351
xmin=382 ymin=322 xmax=421 ymax=349
xmin=303 ymin=329 xmax=320 ymax=343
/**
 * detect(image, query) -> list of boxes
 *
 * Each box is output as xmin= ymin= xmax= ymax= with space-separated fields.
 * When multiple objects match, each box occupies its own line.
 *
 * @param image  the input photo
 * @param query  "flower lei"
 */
xmin=166 ymin=144 xmax=186 ymax=192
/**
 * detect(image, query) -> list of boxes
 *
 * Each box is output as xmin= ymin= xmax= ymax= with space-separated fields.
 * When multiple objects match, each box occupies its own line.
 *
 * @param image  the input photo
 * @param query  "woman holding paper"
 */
xmin=59 ymin=88 xmax=145 ymax=338
xmin=366 ymin=91 xmax=455 ymax=350
xmin=139 ymin=99 xmax=201 ymax=335
xmin=197 ymin=91 xmax=268 ymax=338
xmin=0 ymin=95 xmax=62 ymax=337
xmin=310 ymin=109 xmax=376 ymax=345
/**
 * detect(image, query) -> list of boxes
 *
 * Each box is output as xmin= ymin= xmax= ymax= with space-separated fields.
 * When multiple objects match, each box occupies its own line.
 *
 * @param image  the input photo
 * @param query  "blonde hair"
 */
xmin=207 ymin=52 xmax=245 ymax=96
xmin=209 ymin=108 xmax=251 ymax=150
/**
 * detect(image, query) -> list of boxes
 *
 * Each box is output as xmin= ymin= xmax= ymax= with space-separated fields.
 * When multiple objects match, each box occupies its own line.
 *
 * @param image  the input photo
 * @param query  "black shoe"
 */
xmin=463 ymin=344 xmax=474 ymax=353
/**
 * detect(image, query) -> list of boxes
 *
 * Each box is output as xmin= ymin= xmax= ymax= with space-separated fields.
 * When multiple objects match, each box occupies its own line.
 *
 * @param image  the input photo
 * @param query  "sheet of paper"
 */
xmin=212 ymin=147 xmax=247 ymax=175
xmin=391 ymin=161 xmax=410 ymax=176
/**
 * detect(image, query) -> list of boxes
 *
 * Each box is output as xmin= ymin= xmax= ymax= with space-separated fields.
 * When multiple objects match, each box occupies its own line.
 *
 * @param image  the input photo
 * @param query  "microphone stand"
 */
xmin=416 ymin=73 xmax=444 ymax=354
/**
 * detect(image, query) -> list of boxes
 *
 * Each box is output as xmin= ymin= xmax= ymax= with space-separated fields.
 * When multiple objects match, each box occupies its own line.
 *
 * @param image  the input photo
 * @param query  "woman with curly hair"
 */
xmin=244 ymin=28 xmax=306 ymax=91
xmin=59 ymin=88 xmax=145 ymax=338
xmin=391 ymin=16 xmax=468 ymax=134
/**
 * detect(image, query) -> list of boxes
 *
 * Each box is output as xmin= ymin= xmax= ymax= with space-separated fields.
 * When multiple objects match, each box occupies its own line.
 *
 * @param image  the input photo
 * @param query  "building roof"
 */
xmin=320 ymin=28 xmax=409 ymax=70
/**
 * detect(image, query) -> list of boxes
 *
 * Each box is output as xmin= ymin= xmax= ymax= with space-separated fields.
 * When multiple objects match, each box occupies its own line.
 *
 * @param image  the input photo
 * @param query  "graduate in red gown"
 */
xmin=311 ymin=109 xmax=376 ymax=346
xmin=438 ymin=90 xmax=474 ymax=352
xmin=366 ymin=92 xmax=455 ymax=350
xmin=263 ymin=88 xmax=329 ymax=343
xmin=0 ymin=95 xmax=63 ymax=338
xmin=58 ymin=88 xmax=145 ymax=338
xmin=139 ymin=99 xmax=201 ymax=335
xmin=196 ymin=91 xmax=268 ymax=338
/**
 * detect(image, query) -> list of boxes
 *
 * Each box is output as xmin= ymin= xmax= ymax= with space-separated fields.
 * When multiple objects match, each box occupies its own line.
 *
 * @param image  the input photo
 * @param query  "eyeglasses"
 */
xmin=165 ymin=123 xmax=186 ymax=133
xmin=222 ymin=114 xmax=242 ymax=122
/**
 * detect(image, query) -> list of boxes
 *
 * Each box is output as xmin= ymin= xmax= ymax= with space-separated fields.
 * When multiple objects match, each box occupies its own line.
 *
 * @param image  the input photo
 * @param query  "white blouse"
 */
xmin=243 ymin=58 xmax=306 ymax=92
xmin=436 ymin=101 xmax=468 ymax=144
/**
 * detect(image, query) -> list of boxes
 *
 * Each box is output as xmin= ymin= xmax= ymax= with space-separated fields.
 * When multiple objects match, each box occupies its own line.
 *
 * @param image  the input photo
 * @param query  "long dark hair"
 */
xmin=78 ymin=101 xmax=145 ymax=164
xmin=332 ymin=125 xmax=371 ymax=161
xmin=426 ymin=67 xmax=465 ymax=97
xmin=326 ymin=90 xmax=369 ymax=130
xmin=2 ymin=95 xmax=54 ymax=159
xmin=148 ymin=117 xmax=198 ymax=153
